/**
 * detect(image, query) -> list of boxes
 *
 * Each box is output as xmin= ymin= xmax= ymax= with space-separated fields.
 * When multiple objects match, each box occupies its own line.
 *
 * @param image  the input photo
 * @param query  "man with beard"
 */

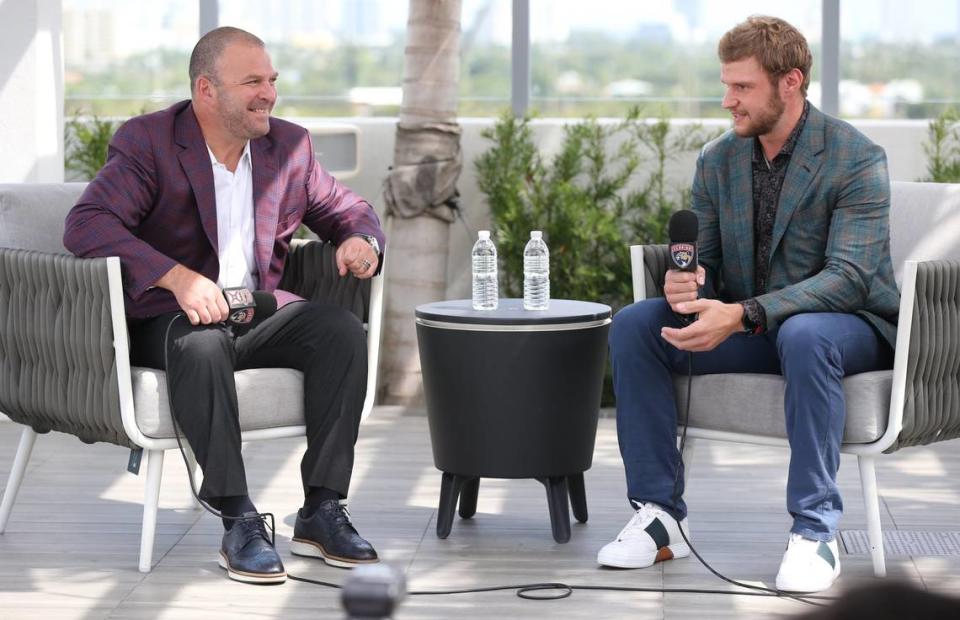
xmin=597 ymin=16 xmax=898 ymax=593
xmin=64 ymin=27 xmax=384 ymax=584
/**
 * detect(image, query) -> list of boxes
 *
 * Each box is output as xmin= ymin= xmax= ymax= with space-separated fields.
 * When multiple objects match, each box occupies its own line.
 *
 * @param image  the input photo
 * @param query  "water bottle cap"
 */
xmin=478 ymin=230 xmax=490 ymax=240
xmin=531 ymin=231 xmax=542 ymax=239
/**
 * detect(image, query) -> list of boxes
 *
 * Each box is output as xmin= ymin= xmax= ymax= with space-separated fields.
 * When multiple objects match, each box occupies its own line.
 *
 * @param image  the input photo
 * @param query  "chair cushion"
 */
xmin=132 ymin=367 xmax=305 ymax=439
xmin=0 ymin=183 xmax=86 ymax=253
xmin=889 ymin=181 xmax=960 ymax=286
xmin=675 ymin=370 xmax=892 ymax=444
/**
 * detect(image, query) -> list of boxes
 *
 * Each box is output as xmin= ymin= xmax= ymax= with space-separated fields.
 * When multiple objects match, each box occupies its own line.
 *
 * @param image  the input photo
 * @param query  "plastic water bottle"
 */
xmin=523 ymin=231 xmax=550 ymax=310
xmin=471 ymin=230 xmax=498 ymax=310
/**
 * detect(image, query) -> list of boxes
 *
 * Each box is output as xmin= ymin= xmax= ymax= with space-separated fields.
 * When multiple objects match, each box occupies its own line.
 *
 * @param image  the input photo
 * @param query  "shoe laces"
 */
xmin=234 ymin=512 xmax=276 ymax=547
xmin=617 ymin=503 xmax=665 ymax=541
xmin=327 ymin=502 xmax=356 ymax=531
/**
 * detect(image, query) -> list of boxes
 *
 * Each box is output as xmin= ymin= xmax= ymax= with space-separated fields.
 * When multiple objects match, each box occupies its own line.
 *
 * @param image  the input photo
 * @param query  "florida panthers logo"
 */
xmin=670 ymin=243 xmax=696 ymax=270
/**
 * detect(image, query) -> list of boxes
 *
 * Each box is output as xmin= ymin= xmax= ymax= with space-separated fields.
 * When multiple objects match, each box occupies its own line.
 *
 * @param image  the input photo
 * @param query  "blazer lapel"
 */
xmin=728 ymin=137 xmax=756 ymax=296
xmin=770 ymin=106 xmax=825 ymax=258
xmin=175 ymin=105 xmax=219 ymax=253
xmin=251 ymin=134 xmax=280 ymax=284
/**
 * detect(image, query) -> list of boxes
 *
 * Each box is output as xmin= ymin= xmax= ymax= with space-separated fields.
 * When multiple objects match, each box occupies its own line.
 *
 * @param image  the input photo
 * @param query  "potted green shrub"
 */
xmin=475 ymin=108 xmax=718 ymax=403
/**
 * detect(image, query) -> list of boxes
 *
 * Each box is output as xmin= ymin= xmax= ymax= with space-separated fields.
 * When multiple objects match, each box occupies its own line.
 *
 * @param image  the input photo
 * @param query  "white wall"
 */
xmin=321 ymin=116 xmax=933 ymax=301
xmin=0 ymin=0 xmax=63 ymax=183
xmin=0 ymin=0 xmax=62 ymax=423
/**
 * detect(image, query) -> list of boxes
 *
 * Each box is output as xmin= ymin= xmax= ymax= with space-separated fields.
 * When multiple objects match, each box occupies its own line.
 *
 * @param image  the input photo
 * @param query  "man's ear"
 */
xmin=781 ymin=68 xmax=803 ymax=97
xmin=195 ymin=75 xmax=216 ymax=102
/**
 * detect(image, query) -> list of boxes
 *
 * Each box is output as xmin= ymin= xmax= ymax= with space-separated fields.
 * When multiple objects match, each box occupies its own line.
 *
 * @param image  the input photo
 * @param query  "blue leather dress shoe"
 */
xmin=290 ymin=500 xmax=379 ymax=568
xmin=218 ymin=513 xmax=286 ymax=584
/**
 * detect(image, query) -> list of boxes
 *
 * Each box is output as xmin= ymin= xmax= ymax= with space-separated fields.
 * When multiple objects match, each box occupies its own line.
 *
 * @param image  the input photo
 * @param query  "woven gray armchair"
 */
xmin=629 ymin=181 xmax=960 ymax=579
xmin=0 ymin=183 xmax=385 ymax=572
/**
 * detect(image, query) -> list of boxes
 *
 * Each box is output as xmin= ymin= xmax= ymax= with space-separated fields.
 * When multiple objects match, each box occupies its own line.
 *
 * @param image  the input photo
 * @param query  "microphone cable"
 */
xmin=668 ymin=352 xmax=832 ymax=607
xmin=162 ymin=313 xmax=278 ymax=545
xmin=159 ymin=313 xmax=836 ymax=607
xmin=291 ymin=352 xmax=835 ymax=606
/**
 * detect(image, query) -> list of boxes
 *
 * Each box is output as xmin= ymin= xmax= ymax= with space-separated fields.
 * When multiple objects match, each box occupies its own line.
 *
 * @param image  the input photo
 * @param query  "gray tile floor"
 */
xmin=1 ymin=407 xmax=959 ymax=619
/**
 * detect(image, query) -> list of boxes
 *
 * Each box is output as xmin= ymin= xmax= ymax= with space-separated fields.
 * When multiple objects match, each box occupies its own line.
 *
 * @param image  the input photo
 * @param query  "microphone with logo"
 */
xmin=668 ymin=209 xmax=699 ymax=325
xmin=222 ymin=287 xmax=278 ymax=325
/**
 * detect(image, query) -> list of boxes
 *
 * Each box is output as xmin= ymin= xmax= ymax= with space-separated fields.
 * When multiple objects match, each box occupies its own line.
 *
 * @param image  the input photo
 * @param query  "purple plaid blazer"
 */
xmin=63 ymin=101 xmax=384 ymax=319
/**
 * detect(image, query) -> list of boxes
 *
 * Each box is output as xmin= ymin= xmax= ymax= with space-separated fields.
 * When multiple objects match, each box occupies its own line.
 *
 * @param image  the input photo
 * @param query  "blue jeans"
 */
xmin=609 ymin=298 xmax=893 ymax=541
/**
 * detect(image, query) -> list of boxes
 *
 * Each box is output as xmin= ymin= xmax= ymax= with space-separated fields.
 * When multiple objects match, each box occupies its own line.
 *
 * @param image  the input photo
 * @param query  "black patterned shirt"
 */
xmin=740 ymin=100 xmax=810 ymax=334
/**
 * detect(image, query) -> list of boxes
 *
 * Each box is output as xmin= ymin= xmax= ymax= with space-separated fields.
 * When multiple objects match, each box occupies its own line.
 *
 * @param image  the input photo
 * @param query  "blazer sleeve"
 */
xmin=300 ymin=128 xmax=385 ymax=252
xmin=754 ymin=143 xmax=891 ymax=329
xmin=63 ymin=120 xmax=178 ymax=301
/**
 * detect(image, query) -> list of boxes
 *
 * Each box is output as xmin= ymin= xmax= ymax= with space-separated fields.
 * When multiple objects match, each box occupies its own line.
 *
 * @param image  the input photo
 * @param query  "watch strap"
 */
xmin=356 ymin=234 xmax=380 ymax=255
xmin=739 ymin=299 xmax=767 ymax=335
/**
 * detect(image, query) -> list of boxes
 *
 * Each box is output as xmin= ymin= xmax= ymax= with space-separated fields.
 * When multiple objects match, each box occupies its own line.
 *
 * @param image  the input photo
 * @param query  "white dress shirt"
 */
xmin=208 ymin=142 xmax=257 ymax=290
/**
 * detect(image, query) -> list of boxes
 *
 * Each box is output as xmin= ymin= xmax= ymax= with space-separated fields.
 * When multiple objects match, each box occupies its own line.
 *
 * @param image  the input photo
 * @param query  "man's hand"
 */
xmin=663 ymin=265 xmax=705 ymax=313
xmin=336 ymin=236 xmax=379 ymax=279
xmin=661 ymin=298 xmax=744 ymax=352
xmin=156 ymin=264 xmax=229 ymax=325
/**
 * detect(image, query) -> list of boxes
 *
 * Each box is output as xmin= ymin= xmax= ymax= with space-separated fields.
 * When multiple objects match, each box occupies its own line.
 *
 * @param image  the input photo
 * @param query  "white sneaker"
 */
xmin=597 ymin=502 xmax=690 ymax=568
xmin=775 ymin=533 xmax=841 ymax=593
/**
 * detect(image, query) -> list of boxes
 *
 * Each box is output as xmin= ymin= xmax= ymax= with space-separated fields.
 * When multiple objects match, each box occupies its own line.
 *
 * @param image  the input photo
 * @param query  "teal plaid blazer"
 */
xmin=691 ymin=104 xmax=899 ymax=347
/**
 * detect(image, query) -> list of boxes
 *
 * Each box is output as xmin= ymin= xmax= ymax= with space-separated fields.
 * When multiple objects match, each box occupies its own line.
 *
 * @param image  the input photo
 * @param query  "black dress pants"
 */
xmin=129 ymin=301 xmax=367 ymax=504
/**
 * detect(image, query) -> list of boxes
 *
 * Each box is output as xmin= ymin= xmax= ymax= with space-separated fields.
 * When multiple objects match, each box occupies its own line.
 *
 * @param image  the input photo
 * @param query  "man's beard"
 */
xmin=735 ymin=91 xmax=785 ymax=138
xmin=220 ymin=97 xmax=271 ymax=140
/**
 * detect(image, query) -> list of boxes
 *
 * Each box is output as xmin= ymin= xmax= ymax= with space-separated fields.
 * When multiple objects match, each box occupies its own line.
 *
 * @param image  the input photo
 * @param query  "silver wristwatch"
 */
xmin=356 ymin=234 xmax=380 ymax=255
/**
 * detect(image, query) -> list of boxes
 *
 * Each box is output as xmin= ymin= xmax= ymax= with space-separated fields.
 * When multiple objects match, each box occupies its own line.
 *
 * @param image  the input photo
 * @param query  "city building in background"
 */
xmin=62 ymin=0 xmax=960 ymax=119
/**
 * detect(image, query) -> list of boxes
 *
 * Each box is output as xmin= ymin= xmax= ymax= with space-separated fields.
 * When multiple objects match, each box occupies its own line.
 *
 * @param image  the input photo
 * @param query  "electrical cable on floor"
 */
xmin=285 ymin=353 xmax=838 ymax=605
xmin=287 ymin=572 xmax=837 ymax=602
xmin=164 ymin=313 xmax=839 ymax=606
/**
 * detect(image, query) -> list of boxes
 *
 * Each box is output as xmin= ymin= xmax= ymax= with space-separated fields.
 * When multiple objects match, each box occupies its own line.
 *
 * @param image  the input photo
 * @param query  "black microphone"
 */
xmin=668 ymin=210 xmax=699 ymax=272
xmin=668 ymin=210 xmax=699 ymax=324
xmin=341 ymin=564 xmax=406 ymax=619
xmin=222 ymin=287 xmax=278 ymax=325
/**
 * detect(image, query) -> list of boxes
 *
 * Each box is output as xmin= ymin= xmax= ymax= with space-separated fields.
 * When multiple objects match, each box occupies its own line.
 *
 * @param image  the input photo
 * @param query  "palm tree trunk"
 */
xmin=381 ymin=0 xmax=462 ymax=404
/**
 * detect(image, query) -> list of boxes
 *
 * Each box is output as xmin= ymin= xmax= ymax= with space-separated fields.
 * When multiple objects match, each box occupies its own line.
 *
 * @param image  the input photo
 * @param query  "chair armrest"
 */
xmin=279 ymin=239 xmax=384 ymax=420
xmin=279 ymin=239 xmax=374 ymax=324
xmin=630 ymin=244 xmax=670 ymax=301
xmin=890 ymin=259 xmax=960 ymax=451
xmin=0 ymin=248 xmax=130 ymax=446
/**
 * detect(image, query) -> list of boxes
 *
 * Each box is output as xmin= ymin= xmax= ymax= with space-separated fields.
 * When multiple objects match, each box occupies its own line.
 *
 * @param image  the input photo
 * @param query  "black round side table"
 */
xmin=415 ymin=299 xmax=612 ymax=543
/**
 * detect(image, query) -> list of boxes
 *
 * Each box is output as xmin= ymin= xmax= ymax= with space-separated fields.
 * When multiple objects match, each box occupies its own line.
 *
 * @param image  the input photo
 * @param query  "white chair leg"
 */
xmin=0 ymin=426 xmax=38 ymax=533
xmin=858 ymin=455 xmax=886 ymax=578
xmin=139 ymin=449 xmax=164 ymax=573
xmin=182 ymin=444 xmax=202 ymax=510
xmin=361 ymin=273 xmax=384 ymax=422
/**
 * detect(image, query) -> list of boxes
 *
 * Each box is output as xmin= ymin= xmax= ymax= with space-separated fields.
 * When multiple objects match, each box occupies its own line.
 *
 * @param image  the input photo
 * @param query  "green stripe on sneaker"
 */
xmin=644 ymin=518 xmax=670 ymax=549
xmin=816 ymin=541 xmax=836 ymax=569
